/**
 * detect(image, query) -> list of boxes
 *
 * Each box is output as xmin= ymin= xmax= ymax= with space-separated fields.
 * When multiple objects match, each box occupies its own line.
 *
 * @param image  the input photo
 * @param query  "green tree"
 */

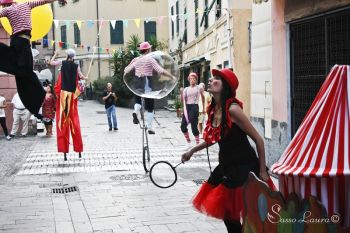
xmin=148 ymin=35 xmax=168 ymax=51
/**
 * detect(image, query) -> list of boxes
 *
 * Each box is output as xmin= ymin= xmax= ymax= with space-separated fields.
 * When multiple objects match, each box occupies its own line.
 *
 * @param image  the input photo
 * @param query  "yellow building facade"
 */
xmin=168 ymin=0 xmax=252 ymax=116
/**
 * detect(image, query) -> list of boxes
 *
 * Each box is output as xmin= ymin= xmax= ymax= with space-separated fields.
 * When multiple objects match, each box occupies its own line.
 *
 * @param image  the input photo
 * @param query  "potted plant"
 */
xmin=174 ymin=99 xmax=182 ymax=118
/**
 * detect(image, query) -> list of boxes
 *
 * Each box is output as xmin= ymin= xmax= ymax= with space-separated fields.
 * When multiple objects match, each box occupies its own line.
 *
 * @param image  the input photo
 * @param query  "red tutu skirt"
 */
xmin=192 ymin=182 xmax=244 ymax=221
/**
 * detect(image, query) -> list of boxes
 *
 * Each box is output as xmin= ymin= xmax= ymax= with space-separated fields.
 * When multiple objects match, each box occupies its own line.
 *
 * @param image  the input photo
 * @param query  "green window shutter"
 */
xmin=144 ymin=21 xmax=157 ymax=42
xmin=171 ymin=6 xmax=174 ymax=38
xmin=74 ymin=23 xmax=81 ymax=46
xmin=195 ymin=0 xmax=199 ymax=37
xmin=61 ymin=25 xmax=67 ymax=49
xmin=176 ymin=1 xmax=179 ymax=34
xmin=110 ymin=21 xmax=124 ymax=44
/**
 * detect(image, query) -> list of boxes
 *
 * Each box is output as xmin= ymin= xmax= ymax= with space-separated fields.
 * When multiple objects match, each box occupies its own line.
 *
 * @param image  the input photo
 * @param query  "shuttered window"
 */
xmin=171 ymin=6 xmax=174 ymax=38
xmin=74 ymin=23 xmax=81 ymax=46
xmin=144 ymin=21 xmax=157 ymax=41
xmin=110 ymin=21 xmax=124 ymax=44
xmin=195 ymin=0 xmax=199 ymax=37
xmin=61 ymin=25 xmax=67 ymax=49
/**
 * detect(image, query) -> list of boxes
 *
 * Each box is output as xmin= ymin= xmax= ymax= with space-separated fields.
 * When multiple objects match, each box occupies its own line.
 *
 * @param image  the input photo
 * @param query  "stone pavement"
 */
xmin=0 ymin=100 xmax=226 ymax=233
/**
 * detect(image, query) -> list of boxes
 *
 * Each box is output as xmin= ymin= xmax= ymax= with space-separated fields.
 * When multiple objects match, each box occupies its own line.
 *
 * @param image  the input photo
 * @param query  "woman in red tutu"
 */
xmin=181 ymin=68 xmax=272 ymax=233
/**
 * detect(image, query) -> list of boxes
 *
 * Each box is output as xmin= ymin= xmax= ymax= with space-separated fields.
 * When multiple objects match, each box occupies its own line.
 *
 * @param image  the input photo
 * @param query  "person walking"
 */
xmin=49 ymin=49 xmax=87 ymax=161
xmin=198 ymin=82 xmax=211 ymax=136
xmin=0 ymin=94 xmax=11 ymax=140
xmin=180 ymin=72 xmax=204 ymax=145
xmin=0 ymin=0 xmax=66 ymax=114
xmin=102 ymin=82 xmax=118 ymax=131
xmin=10 ymin=92 xmax=31 ymax=137
xmin=124 ymin=41 xmax=174 ymax=135
xmin=42 ymin=84 xmax=55 ymax=136
xmin=181 ymin=68 xmax=274 ymax=233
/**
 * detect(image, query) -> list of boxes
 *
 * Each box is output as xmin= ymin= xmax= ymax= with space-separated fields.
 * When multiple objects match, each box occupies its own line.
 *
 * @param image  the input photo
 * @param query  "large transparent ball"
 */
xmin=123 ymin=51 xmax=179 ymax=99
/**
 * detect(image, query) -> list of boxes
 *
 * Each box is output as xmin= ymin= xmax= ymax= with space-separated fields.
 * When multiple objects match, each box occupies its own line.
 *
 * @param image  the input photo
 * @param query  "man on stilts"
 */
xmin=0 ymin=0 xmax=66 ymax=114
xmin=50 ymin=49 xmax=87 ymax=161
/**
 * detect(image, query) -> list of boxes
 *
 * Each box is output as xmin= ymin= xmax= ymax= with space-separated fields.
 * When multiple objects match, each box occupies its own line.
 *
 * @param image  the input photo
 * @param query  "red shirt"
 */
xmin=42 ymin=93 xmax=55 ymax=120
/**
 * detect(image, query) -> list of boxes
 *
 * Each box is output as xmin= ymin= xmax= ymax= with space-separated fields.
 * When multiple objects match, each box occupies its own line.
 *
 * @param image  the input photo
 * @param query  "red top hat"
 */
xmin=211 ymin=68 xmax=239 ymax=95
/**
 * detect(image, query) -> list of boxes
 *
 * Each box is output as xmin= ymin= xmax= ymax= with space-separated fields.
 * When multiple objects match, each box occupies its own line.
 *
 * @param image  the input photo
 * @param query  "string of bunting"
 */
xmin=46 ymin=8 xmax=224 ymax=55
xmin=52 ymin=8 xmax=220 ymax=30
xmin=47 ymin=39 xmax=116 ymax=54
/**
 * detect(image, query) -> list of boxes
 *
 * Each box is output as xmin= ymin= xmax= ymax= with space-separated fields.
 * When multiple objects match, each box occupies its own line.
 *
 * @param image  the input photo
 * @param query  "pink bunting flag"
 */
xmin=157 ymin=16 xmax=165 ymax=25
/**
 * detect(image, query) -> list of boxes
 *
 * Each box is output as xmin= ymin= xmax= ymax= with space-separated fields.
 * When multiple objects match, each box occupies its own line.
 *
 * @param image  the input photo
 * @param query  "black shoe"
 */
xmin=148 ymin=129 xmax=155 ymax=135
xmin=132 ymin=113 xmax=139 ymax=124
xmin=114 ymin=128 xmax=118 ymax=131
xmin=109 ymin=128 xmax=112 ymax=131
xmin=9 ymin=134 xmax=15 ymax=137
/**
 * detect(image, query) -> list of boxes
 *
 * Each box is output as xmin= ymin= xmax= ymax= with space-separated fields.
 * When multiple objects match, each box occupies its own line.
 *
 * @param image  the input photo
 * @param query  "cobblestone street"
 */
xmin=0 ymin=100 xmax=225 ymax=233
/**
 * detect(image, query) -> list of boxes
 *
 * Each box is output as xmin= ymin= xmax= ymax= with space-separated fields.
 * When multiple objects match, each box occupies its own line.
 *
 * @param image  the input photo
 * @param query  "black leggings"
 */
xmin=0 ymin=117 xmax=9 ymax=136
xmin=135 ymin=95 xmax=154 ymax=113
xmin=224 ymin=220 xmax=242 ymax=233
xmin=0 ymin=36 xmax=45 ymax=114
xmin=180 ymin=104 xmax=199 ymax=136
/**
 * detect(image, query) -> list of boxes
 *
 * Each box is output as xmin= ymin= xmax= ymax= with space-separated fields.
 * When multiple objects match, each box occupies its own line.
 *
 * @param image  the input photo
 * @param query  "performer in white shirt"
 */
xmin=10 ymin=93 xmax=31 ymax=137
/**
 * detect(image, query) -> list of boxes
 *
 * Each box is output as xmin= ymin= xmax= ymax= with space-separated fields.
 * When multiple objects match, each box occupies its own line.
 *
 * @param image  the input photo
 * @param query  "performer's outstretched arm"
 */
xmin=29 ymin=0 xmax=67 ymax=9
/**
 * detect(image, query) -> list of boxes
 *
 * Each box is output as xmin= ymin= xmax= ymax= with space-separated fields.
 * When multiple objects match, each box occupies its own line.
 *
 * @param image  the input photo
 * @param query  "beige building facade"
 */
xmin=35 ymin=0 xmax=169 ymax=84
xmin=168 ymin=0 xmax=252 ymax=116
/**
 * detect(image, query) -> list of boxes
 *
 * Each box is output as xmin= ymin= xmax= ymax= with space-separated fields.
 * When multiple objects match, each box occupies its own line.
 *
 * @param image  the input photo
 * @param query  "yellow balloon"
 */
xmin=0 ymin=0 xmax=53 ymax=41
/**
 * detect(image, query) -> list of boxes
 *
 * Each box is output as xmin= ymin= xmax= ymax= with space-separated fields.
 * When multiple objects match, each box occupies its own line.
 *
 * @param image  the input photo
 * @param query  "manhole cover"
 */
xmin=96 ymin=111 xmax=106 ymax=114
xmin=110 ymin=174 xmax=146 ymax=181
xmin=192 ymin=179 xmax=206 ymax=186
xmin=52 ymin=186 xmax=78 ymax=194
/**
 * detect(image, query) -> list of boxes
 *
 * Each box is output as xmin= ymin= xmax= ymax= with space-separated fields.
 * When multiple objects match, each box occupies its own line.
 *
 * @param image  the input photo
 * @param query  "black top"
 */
xmin=208 ymin=124 xmax=260 ymax=188
xmin=103 ymin=91 xmax=116 ymax=109
xmin=61 ymin=61 xmax=78 ymax=92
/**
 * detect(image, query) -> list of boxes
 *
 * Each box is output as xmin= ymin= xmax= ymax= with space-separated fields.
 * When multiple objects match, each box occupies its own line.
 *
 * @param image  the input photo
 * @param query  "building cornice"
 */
xmin=182 ymin=15 xmax=227 ymax=51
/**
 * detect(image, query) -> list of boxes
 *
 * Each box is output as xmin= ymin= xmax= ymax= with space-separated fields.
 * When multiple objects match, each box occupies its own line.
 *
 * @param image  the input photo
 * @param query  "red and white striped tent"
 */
xmin=271 ymin=65 xmax=350 ymax=227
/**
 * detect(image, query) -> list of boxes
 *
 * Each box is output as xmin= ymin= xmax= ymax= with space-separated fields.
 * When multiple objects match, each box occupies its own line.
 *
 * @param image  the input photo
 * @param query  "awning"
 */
xmin=183 ymin=54 xmax=211 ymax=66
xmin=272 ymin=65 xmax=350 ymax=178
xmin=271 ymin=65 xmax=350 ymax=226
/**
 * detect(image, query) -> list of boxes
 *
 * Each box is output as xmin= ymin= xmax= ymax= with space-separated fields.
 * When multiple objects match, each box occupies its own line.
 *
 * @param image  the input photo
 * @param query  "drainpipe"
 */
xmin=226 ymin=0 xmax=233 ymax=69
xmin=96 ymin=0 xmax=101 ymax=79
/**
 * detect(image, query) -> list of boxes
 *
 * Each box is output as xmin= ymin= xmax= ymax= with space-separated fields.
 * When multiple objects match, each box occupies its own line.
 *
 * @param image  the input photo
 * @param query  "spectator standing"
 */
xmin=42 ymin=84 xmax=55 ymax=136
xmin=102 ymin=82 xmax=118 ymax=131
xmin=0 ymin=94 xmax=11 ymax=140
xmin=10 ymin=92 xmax=31 ymax=137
